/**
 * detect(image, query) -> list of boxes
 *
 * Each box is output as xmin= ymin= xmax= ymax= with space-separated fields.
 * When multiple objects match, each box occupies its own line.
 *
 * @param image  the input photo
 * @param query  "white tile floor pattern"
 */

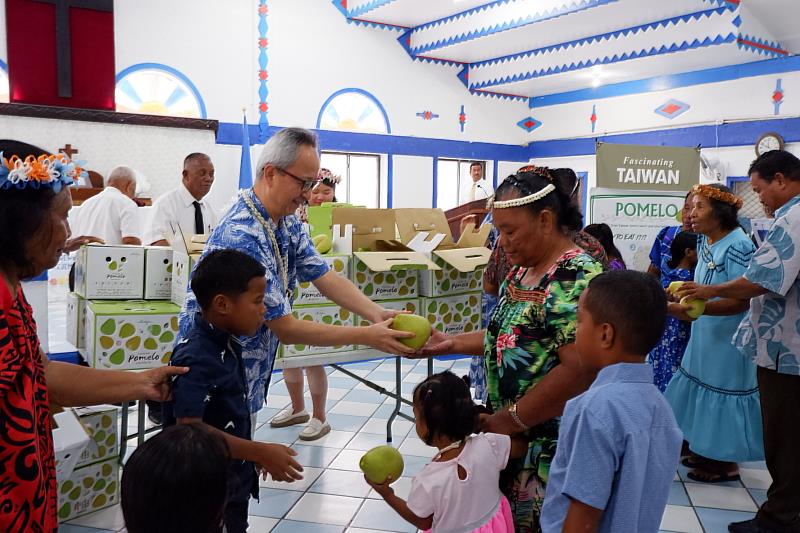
xmin=61 ymin=357 xmax=772 ymax=533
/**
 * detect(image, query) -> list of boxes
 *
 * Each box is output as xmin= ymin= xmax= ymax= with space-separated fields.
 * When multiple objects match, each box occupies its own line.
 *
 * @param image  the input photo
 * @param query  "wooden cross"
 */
xmin=33 ymin=0 xmax=114 ymax=98
xmin=59 ymin=144 xmax=79 ymax=158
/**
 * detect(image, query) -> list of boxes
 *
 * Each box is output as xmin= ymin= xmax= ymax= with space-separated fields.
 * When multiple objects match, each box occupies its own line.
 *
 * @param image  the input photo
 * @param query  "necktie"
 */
xmin=192 ymin=201 xmax=204 ymax=234
xmin=469 ymin=182 xmax=477 ymax=202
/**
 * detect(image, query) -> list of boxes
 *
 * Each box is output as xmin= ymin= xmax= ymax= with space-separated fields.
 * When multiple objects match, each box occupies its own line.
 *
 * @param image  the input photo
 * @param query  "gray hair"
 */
xmin=106 ymin=166 xmax=136 ymax=186
xmin=255 ymin=127 xmax=318 ymax=179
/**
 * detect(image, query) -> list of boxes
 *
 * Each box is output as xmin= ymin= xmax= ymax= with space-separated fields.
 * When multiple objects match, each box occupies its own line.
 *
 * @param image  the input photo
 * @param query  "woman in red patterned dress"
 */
xmin=0 ymin=141 xmax=188 ymax=532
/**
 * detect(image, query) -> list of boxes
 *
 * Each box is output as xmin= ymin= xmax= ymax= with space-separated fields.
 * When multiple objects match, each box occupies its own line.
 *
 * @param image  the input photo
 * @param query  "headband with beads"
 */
xmin=691 ymin=184 xmax=743 ymax=209
xmin=487 ymin=170 xmax=556 ymax=210
xmin=0 ymin=152 xmax=82 ymax=193
xmin=315 ymin=167 xmax=341 ymax=190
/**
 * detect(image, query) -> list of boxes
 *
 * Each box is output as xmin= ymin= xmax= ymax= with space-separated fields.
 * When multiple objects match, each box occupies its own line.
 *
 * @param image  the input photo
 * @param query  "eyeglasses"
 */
xmin=278 ymin=168 xmax=318 ymax=192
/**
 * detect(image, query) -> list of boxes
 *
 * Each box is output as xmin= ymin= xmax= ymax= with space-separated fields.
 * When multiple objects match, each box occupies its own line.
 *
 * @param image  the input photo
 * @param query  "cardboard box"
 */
xmin=74 ymin=405 xmax=119 ymax=468
xmin=144 ymin=247 xmax=173 ymax=300
xmin=85 ymin=300 xmax=181 ymax=369
xmin=293 ymin=254 xmax=351 ymax=305
xmin=396 ymin=209 xmax=491 ymax=297
xmin=74 ymin=245 xmax=145 ymax=299
xmin=421 ymin=292 xmax=482 ymax=336
xmin=331 ymin=208 xmax=439 ymax=301
xmin=171 ymin=251 xmax=201 ymax=307
xmin=53 ymin=409 xmax=91 ymax=481
xmin=278 ymin=304 xmax=355 ymax=358
xmin=66 ymin=292 xmax=86 ymax=349
xmin=57 ymin=459 xmax=119 ymax=522
xmin=306 ymin=202 xmax=360 ymax=240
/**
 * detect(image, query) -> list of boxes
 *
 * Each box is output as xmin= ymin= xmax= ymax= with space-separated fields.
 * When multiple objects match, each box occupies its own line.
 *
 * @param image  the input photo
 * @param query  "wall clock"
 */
xmin=755 ymin=132 xmax=785 ymax=156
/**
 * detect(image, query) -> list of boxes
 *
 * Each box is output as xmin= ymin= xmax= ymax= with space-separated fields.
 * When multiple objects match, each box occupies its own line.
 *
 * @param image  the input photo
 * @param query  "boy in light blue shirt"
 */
xmin=541 ymin=270 xmax=682 ymax=533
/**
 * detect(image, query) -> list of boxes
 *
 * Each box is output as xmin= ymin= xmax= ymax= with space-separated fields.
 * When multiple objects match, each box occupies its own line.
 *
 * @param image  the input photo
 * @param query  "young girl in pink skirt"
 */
xmin=367 ymin=371 xmax=515 ymax=532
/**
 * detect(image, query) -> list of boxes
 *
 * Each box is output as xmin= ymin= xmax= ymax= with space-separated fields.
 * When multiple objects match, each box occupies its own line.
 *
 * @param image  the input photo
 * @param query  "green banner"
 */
xmin=596 ymin=142 xmax=700 ymax=192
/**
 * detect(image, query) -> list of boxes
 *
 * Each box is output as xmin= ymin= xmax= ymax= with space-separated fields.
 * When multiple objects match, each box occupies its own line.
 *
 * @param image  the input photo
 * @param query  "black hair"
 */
xmin=184 ymin=152 xmax=211 ymax=167
xmin=412 ymin=370 xmax=476 ymax=445
xmin=700 ymin=183 xmax=740 ymax=231
xmin=495 ymin=168 xmax=583 ymax=231
xmin=583 ymin=223 xmax=624 ymax=265
xmin=0 ymin=140 xmax=58 ymax=279
xmin=121 ymin=424 xmax=229 ymax=533
xmin=583 ymin=270 xmax=666 ymax=356
xmin=191 ymin=249 xmax=266 ymax=310
xmin=667 ymin=232 xmax=698 ymax=270
xmin=469 ymin=161 xmax=483 ymax=171
xmin=748 ymin=149 xmax=800 ymax=183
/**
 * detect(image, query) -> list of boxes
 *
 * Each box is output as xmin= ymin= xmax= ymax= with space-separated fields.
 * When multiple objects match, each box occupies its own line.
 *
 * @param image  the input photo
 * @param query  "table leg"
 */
xmin=118 ymin=401 xmax=128 ymax=465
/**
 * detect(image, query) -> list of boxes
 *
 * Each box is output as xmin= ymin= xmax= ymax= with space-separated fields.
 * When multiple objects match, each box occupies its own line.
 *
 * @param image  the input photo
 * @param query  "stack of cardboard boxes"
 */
xmin=68 ymin=244 xmax=180 ymax=370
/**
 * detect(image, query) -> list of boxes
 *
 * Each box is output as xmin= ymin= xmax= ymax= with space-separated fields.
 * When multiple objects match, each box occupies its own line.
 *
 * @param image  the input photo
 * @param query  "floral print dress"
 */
xmin=485 ymin=250 xmax=601 ymax=533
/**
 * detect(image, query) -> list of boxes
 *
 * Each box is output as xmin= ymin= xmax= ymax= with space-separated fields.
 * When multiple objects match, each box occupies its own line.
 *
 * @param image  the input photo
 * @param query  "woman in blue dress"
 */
xmin=648 ymin=231 xmax=698 ymax=391
xmin=666 ymin=184 xmax=764 ymax=483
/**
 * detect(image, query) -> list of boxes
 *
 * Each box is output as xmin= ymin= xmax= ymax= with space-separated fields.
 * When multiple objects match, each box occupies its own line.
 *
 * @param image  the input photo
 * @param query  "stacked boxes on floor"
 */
xmin=395 ymin=209 xmax=491 ymax=336
xmin=55 ymin=406 xmax=120 ymax=522
xmin=68 ymin=244 xmax=180 ymax=370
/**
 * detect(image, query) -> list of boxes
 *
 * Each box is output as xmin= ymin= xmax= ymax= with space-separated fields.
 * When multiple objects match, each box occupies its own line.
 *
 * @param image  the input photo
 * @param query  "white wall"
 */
xmin=392 ymin=155 xmax=433 ymax=208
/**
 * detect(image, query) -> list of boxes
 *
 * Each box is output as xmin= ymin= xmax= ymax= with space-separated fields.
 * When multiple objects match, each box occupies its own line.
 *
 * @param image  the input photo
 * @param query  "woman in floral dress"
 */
xmin=418 ymin=167 xmax=602 ymax=532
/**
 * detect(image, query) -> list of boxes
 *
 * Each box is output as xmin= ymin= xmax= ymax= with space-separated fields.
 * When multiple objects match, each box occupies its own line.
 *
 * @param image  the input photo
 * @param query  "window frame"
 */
xmin=320 ymin=150 xmax=382 ymax=208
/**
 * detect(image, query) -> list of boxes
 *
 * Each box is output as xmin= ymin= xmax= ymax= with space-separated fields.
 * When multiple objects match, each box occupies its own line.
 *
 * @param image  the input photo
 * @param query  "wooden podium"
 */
xmin=445 ymin=199 xmax=490 ymax=241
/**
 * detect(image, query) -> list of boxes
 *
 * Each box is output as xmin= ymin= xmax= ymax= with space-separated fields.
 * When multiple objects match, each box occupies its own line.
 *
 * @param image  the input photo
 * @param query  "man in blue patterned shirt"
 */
xmin=178 ymin=128 xmax=413 ymax=420
xmin=680 ymin=150 xmax=800 ymax=533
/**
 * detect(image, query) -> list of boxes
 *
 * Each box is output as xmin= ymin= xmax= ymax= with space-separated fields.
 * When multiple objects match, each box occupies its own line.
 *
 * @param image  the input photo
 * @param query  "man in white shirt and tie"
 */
xmin=72 ymin=166 xmax=141 ymax=245
xmin=144 ymin=153 xmax=220 ymax=246
xmin=461 ymin=161 xmax=493 ymax=205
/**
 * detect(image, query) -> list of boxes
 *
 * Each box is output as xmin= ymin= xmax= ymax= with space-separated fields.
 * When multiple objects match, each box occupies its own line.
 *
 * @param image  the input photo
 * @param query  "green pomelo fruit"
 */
xmin=681 ymin=296 xmax=706 ymax=319
xmin=312 ymin=234 xmax=332 ymax=254
xmin=144 ymin=338 xmax=158 ymax=350
xmin=148 ymin=324 xmax=162 ymax=336
xmin=159 ymin=331 xmax=174 ymax=343
xmin=391 ymin=314 xmax=432 ymax=350
xmin=360 ymin=445 xmax=404 ymax=485
xmin=668 ymin=281 xmax=685 ymax=295
xmin=118 ymin=323 xmax=135 ymax=338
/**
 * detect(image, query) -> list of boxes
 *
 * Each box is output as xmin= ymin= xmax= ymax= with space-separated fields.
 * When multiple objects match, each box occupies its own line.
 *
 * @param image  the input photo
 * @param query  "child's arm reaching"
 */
xmin=365 ymin=477 xmax=433 ymax=531
xmin=562 ymin=498 xmax=603 ymax=533
xmin=177 ymin=418 xmax=303 ymax=482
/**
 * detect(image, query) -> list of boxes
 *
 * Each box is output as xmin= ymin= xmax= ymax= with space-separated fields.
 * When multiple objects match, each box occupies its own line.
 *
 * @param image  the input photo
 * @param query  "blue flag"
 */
xmin=238 ymin=112 xmax=253 ymax=189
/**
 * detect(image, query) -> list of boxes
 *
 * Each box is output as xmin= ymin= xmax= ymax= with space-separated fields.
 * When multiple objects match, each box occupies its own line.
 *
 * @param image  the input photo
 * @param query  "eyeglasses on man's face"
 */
xmin=278 ymin=167 xmax=318 ymax=192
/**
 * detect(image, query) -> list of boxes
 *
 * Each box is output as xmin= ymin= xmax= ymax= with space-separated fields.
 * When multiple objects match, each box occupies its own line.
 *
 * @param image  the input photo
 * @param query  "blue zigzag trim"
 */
xmin=471 ymin=6 xmax=730 ymax=69
xmin=411 ymin=0 xmax=617 ymax=55
xmin=472 ymin=33 xmax=737 ymax=90
xmin=470 ymin=89 xmax=528 ymax=102
xmin=347 ymin=17 xmax=405 ymax=31
xmin=737 ymin=33 xmax=787 ymax=57
xmin=414 ymin=0 xmax=516 ymax=32
xmin=348 ymin=0 xmax=399 ymax=18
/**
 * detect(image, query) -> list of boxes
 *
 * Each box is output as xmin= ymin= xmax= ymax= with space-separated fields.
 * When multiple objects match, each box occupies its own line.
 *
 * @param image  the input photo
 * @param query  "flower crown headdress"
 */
xmin=487 ymin=165 xmax=556 ymax=209
xmin=691 ymin=184 xmax=743 ymax=210
xmin=316 ymin=168 xmax=341 ymax=189
xmin=0 ymin=152 xmax=83 ymax=193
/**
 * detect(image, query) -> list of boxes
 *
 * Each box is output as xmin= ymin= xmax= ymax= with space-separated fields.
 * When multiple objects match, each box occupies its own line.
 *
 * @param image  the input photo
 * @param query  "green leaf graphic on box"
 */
xmin=61 ymin=480 xmax=73 ymax=494
xmin=322 ymin=316 xmax=333 ymax=324
xmin=148 ymin=324 xmax=161 ymax=335
xmin=59 ymin=503 xmax=72 ymax=520
xmin=159 ymin=331 xmax=174 ymax=343
xmin=107 ymin=261 xmax=118 ymax=271
xmin=364 ymin=283 xmax=374 ymax=296
xmin=105 ymin=481 xmax=117 ymax=495
xmin=144 ymin=338 xmax=158 ymax=350
xmin=100 ymin=319 xmax=116 ymax=335
xmin=428 ymin=302 xmax=436 ymax=313
xmin=69 ymin=486 xmax=81 ymax=500
xmin=99 ymin=336 xmax=114 ymax=349
xmin=125 ymin=336 xmax=141 ymax=350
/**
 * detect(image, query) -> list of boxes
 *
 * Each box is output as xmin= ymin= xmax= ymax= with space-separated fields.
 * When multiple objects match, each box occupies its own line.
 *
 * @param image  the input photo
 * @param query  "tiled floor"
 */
xmin=62 ymin=357 xmax=771 ymax=533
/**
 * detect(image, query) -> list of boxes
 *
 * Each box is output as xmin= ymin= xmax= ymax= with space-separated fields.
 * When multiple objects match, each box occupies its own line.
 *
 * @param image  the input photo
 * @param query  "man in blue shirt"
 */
xmin=179 ymin=127 xmax=413 ymax=420
xmin=680 ymin=150 xmax=800 ymax=533
xmin=541 ymin=271 xmax=682 ymax=533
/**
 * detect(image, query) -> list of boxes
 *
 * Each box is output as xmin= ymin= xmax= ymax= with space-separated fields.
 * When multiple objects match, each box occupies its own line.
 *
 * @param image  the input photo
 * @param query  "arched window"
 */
xmin=0 ymin=61 xmax=9 ymax=104
xmin=317 ymin=88 xmax=390 ymax=134
xmin=115 ymin=63 xmax=206 ymax=118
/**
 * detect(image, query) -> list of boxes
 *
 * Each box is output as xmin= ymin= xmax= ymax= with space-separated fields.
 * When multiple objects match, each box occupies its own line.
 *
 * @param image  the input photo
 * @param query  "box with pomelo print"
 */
xmin=144 ymin=247 xmax=173 ymax=299
xmin=74 ymin=405 xmax=119 ymax=468
xmin=74 ymin=244 xmax=145 ymax=299
xmin=293 ymin=254 xmax=351 ymax=305
xmin=278 ymin=304 xmax=355 ymax=358
xmin=85 ymin=300 xmax=181 ymax=369
xmin=57 ymin=458 xmax=119 ymax=522
xmin=420 ymin=292 xmax=482 ymax=336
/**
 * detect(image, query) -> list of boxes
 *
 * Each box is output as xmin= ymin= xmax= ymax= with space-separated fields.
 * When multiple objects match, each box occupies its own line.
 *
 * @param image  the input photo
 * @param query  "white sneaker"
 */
xmin=270 ymin=408 xmax=310 ymax=428
xmin=299 ymin=418 xmax=331 ymax=441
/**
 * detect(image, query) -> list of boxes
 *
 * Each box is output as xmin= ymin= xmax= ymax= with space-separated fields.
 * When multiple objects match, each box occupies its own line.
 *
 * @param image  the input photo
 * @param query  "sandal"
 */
xmin=681 ymin=453 xmax=712 ymax=469
xmin=687 ymin=468 xmax=741 ymax=484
